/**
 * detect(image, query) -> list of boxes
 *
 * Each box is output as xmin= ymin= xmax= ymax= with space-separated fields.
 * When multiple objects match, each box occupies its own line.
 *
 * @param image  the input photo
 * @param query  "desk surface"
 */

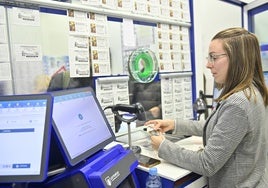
xmin=136 ymin=135 xmax=203 ymax=181
xmin=108 ymin=130 xmax=203 ymax=182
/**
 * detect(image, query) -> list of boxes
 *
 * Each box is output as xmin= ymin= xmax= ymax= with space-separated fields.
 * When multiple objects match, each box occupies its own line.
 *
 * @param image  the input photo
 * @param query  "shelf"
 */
xmin=4 ymin=0 xmax=191 ymax=27
xmin=159 ymin=72 xmax=193 ymax=79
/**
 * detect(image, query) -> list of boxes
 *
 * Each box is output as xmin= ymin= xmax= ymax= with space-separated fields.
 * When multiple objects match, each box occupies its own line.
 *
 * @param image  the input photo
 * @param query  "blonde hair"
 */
xmin=212 ymin=27 xmax=268 ymax=106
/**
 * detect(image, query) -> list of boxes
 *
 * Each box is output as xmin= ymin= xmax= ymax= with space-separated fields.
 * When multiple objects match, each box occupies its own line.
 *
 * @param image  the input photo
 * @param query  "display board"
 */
xmin=0 ymin=0 xmax=194 ymax=135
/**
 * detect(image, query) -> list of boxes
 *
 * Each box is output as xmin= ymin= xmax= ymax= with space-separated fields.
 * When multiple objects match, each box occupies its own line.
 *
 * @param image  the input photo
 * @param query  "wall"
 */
xmin=193 ymin=0 xmax=242 ymax=103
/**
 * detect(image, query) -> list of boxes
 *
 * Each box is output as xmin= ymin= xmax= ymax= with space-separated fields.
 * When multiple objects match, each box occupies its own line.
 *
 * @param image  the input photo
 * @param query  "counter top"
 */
xmin=136 ymin=135 xmax=203 ymax=181
xmin=108 ymin=129 xmax=204 ymax=182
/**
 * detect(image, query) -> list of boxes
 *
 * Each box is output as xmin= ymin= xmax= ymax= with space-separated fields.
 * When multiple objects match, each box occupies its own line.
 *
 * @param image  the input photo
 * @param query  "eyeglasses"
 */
xmin=206 ymin=53 xmax=227 ymax=65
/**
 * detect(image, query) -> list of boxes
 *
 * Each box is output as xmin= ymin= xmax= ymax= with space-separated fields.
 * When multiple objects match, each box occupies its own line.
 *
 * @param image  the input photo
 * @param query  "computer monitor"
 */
xmin=0 ymin=93 xmax=53 ymax=183
xmin=50 ymin=87 xmax=115 ymax=167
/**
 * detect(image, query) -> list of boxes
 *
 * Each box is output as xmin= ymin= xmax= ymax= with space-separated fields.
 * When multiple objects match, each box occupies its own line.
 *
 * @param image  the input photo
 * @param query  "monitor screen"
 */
xmin=50 ymin=87 xmax=115 ymax=167
xmin=0 ymin=94 xmax=53 ymax=183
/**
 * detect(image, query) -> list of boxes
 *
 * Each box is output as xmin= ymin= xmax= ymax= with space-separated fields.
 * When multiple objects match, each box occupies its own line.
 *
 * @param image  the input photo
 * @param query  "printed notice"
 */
xmin=14 ymin=44 xmax=42 ymax=62
xmin=69 ymin=20 xmax=89 ymax=36
xmin=0 ymin=6 xmax=6 ymax=24
xmin=0 ymin=63 xmax=12 ymax=80
xmin=122 ymin=19 xmax=135 ymax=47
xmin=0 ymin=25 xmax=8 ymax=43
xmin=12 ymin=7 xmax=40 ymax=26
xmin=0 ymin=44 xmax=10 ymax=62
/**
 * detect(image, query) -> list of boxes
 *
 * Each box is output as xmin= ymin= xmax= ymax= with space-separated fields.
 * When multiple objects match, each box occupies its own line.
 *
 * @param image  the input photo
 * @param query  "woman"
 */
xmin=145 ymin=27 xmax=268 ymax=187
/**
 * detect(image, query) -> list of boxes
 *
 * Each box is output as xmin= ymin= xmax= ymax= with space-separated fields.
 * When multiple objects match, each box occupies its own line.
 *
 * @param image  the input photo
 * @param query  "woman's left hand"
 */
xmin=151 ymin=133 xmax=165 ymax=150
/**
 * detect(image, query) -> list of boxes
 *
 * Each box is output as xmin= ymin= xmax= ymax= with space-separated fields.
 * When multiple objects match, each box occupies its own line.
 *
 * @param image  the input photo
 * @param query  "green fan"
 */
xmin=128 ymin=48 xmax=158 ymax=83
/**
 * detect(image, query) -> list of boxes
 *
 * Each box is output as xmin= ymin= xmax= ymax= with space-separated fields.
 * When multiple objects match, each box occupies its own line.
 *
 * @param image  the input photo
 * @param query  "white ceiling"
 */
xmin=239 ymin=0 xmax=255 ymax=3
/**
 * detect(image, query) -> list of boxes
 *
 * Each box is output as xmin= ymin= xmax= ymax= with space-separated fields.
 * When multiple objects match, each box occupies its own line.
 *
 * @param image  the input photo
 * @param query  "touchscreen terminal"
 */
xmin=50 ymin=87 xmax=115 ymax=167
xmin=0 ymin=93 xmax=53 ymax=183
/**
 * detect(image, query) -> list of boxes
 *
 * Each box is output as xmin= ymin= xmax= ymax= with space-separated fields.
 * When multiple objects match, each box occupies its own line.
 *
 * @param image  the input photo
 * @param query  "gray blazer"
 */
xmin=158 ymin=88 xmax=268 ymax=188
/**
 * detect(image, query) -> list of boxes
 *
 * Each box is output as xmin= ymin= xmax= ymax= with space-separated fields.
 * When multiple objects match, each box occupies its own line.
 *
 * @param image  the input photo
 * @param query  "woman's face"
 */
xmin=206 ymin=39 xmax=229 ymax=84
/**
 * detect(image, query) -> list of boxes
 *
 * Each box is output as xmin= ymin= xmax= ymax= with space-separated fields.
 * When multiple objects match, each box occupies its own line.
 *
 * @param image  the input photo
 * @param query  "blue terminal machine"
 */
xmin=0 ymin=87 xmax=140 ymax=188
xmin=44 ymin=144 xmax=139 ymax=188
xmin=44 ymin=87 xmax=140 ymax=188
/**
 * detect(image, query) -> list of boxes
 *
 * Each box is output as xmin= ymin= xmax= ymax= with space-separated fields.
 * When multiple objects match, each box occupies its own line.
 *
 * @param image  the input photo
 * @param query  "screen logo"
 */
xmin=78 ymin=113 xmax=83 ymax=120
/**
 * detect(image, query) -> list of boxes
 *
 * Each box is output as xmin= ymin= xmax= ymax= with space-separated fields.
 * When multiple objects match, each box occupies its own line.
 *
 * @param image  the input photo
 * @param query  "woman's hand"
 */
xmin=144 ymin=119 xmax=175 ymax=133
xmin=145 ymin=119 xmax=175 ymax=150
xmin=151 ymin=133 xmax=165 ymax=150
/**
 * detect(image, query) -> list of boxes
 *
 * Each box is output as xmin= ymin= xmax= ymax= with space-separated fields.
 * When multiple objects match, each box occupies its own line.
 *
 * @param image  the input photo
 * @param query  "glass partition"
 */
xmin=247 ymin=3 xmax=268 ymax=72
xmin=0 ymin=2 xmax=192 ymax=139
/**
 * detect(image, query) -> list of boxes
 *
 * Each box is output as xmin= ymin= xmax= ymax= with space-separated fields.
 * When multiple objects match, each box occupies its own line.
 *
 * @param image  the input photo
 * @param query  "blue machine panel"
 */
xmin=44 ymin=144 xmax=140 ymax=188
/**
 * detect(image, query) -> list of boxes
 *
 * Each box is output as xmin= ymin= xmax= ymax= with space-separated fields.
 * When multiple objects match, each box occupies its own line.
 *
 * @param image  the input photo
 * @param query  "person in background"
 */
xmin=129 ymin=79 xmax=162 ymax=121
xmin=47 ymin=71 xmax=93 ymax=91
xmin=145 ymin=27 xmax=268 ymax=187
xmin=33 ymin=74 xmax=51 ymax=93
xmin=113 ymin=79 xmax=162 ymax=132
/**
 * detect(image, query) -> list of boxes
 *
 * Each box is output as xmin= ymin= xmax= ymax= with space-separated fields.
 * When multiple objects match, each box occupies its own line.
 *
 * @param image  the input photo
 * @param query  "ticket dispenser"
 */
xmin=44 ymin=144 xmax=140 ymax=188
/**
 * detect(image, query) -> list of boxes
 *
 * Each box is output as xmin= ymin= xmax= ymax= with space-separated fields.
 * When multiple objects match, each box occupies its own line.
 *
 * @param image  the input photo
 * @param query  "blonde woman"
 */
xmin=145 ymin=27 xmax=268 ymax=188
